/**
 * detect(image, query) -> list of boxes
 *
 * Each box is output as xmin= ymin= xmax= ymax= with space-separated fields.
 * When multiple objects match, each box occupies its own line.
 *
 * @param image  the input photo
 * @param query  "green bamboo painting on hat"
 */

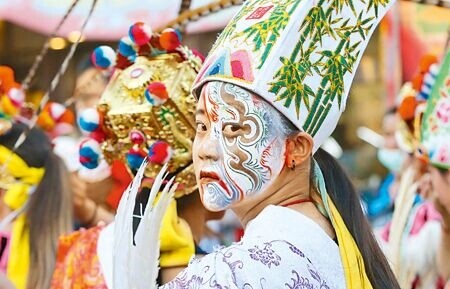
xmin=267 ymin=0 xmax=390 ymax=136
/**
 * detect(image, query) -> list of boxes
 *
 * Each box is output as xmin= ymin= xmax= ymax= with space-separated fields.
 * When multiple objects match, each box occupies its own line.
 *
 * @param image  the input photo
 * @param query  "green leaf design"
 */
xmin=269 ymin=49 xmax=316 ymax=117
xmin=211 ymin=0 xmax=267 ymax=51
xmin=268 ymin=0 xmax=385 ymax=135
xmin=367 ymin=0 xmax=390 ymax=17
xmin=237 ymin=0 xmax=302 ymax=68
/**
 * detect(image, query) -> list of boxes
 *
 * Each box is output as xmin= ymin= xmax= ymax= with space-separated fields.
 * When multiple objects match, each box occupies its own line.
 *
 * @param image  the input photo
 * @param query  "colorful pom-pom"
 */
xmin=7 ymin=87 xmax=25 ymax=106
xmin=130 ymin=130 xmax=146 ymax=145
xmin=37 ymin=102 xmax=62 ymax=131
xmin=126 ymin=147 xmax=147 ymax=170
xmin=159 ymin=28 xmax=182 ymax=51
xmin=418 ymin=54 xmax=438 ymax=73
xmin=79 ymin=139 xmax=101 ymax=169
xmin=78 ymin=108 xmax=101 ymax=134
xmin=0 ymin=66 xmax=24 ymax=118
xmin=144 ymin=82 xmax=169 ymax=106
xmin=91 ymin=46 xmax=116 ymax=69
xmin=129 ymin=22 xmax=152 ymax=46
xmin=0 ymin=66 xmax=16 ymax=88
xmin=37 ymin=110 xmax=55 ymax=131
xmin=49 ymin=102 xmax=67 ymax=120
xmin=148 ymin=141 xmax=172 ymax=165
xmin=1 ymin=97 xmax=18 ymax=117
xmin=89 ymin=129 xmax=106 ymax=143
xmin=398 ymin=96 xmax=418 ymax=121
xmin=118 ymin=36 xmax=137 ymax=58
xmin=37 ymin=102 xmax=74 ymax=134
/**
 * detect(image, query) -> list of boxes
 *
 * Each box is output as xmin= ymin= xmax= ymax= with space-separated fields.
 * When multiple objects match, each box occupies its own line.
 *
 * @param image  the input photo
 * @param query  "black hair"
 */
xmin=313 ymin=148 xmax=400 ymax=289
xmin=0 ymin=123 xmax=72 ymax=289
xmin=0 ymin=123 xmax=51 ymax=167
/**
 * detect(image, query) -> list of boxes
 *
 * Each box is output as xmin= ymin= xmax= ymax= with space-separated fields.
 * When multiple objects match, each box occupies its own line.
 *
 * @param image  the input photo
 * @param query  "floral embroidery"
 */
xmin=163 ymin=239 xmax=338 ymax=289
xmin=286 ymin=269 xmax=330 ymax=289
xmin=248 ymin=242 xmax=282 ymax=268
xmin=285 ymin=270 xmax=314 ymax=289
xmin=289 ymin=244 xmax=305 ymax=257
xmin=164 ymin=271 xmax=204 ymax=289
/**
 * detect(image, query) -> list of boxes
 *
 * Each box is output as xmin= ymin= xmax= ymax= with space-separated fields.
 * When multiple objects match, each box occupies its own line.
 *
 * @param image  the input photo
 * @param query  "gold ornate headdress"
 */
xmin=79 ymin=22 xmax=204 ymax=197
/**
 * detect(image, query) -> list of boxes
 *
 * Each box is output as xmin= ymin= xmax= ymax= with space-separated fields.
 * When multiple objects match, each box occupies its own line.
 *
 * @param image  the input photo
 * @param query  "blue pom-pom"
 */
xmin=91 ymin=46 xmax=116 ymax=69
xmin=78 ymin=108 xmax=100 ymax=134
xmin=118 ymin=36 xmax=137 ymax=58
xmin=126 ymin=148 xmax=146 ymax=170
xmin=79 ymin=139 xmax=101 ymax=169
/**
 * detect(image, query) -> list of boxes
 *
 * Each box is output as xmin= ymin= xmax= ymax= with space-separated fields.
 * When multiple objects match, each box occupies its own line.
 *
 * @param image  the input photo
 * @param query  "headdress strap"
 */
xmin=313 ymin=160 xmax=373 ymax=289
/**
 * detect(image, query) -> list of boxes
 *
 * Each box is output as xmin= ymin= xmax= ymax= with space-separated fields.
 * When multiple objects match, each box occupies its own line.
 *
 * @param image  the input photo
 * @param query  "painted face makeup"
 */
xmin=193 ymin=81 xmax=287 ymax=211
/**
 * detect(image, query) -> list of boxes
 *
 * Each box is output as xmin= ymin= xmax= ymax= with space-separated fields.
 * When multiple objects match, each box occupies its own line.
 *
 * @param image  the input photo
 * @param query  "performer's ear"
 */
xmin=285 ymin=132 xmax=313 ymax=170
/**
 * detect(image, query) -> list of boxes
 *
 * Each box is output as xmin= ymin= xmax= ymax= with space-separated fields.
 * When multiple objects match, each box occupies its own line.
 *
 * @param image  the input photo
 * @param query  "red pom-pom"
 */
xmin=148 ymin=141 xmax=172 ymax=165
xmin=129 ymin=22 xmax=152 ymax=46
xmin=159 ymin=28 xmax=182 ymax=51
xmin=130 ymin=130 xmax=146 ymax=145
xmin=145 ymin=82 xmax=169 ymax=106
xmin=89 ymin=129 xmax=106 ymax=143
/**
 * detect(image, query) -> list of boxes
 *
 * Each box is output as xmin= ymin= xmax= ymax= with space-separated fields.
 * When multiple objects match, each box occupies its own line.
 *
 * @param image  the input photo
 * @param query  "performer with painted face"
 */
xmin=152 ymin=0 xmax=401 ymax=288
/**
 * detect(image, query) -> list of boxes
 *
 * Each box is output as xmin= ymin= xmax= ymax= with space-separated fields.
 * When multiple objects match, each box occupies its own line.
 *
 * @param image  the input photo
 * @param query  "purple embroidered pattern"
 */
xmin=162 ymin=239 xmax=335 ymax=289
xmin=286 ymin=269 xmax=330 ymax=289
xmin=248 ymin=242 xmax=282 ymax=268
xmin=289 ymin=244 xmax=305 ymax=257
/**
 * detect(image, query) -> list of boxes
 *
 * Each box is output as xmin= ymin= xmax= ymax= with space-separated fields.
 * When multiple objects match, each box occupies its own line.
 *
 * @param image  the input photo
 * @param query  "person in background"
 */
xmin=364 ymin=106 xmax=405 ymax=225
xmin=0 ymin=123 xmax=72 ymax=289
xmin=417 ymin=50 xmax=450 ymax=288
xmin=52 ymin=59 xmax=116 ymax=227
xmin=0 ymin=66 xmax=72 ymax=289
xmin=377 ymin=53 xmax=447 ymax=289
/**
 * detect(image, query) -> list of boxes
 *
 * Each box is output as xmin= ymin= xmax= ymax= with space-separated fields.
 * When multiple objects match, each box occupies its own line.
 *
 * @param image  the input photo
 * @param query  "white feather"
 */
xmin=113 ymin=159 xmax=176 ymax=289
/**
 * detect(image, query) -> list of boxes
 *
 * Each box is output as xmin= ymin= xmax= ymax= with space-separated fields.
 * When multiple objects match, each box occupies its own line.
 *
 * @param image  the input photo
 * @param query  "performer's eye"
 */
xmin=195 ymin=121 xmax=207 ymax=133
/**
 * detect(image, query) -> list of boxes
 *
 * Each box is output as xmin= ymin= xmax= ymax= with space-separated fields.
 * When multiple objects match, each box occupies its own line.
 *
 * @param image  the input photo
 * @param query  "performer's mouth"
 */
xmin=199 ymin=170 xmax=220 ymax=184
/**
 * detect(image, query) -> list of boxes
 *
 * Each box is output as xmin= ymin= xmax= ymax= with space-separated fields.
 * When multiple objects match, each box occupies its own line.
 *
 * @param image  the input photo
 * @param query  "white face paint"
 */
xmin=193 ymin=81 xmax=287 ymax=211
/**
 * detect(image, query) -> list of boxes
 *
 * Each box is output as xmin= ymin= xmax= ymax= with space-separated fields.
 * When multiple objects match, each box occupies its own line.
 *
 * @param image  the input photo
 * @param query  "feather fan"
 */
xmin=113 ymin=159 xmax=176 ymax=289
